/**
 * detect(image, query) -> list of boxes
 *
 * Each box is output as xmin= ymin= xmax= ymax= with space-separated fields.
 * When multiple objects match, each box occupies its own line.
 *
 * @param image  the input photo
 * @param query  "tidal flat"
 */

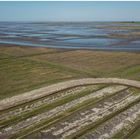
xmin=0 ymin=22 xmax=140 ymax=51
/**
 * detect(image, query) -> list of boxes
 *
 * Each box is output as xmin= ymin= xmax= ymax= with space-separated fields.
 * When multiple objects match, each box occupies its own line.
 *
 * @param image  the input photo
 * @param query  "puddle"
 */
xmin=60 ymin=38 xmax=119 ymax=46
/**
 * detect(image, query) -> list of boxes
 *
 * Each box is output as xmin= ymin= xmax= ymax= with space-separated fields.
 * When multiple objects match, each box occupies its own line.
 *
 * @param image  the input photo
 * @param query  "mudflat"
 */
xmin=0 ymin=22 xmax=140 ymax=51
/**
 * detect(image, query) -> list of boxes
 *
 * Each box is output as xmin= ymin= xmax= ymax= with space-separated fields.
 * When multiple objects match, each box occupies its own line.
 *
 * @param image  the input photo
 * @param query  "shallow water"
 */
xmin=0 ymin=22 xmax=140 ymax=52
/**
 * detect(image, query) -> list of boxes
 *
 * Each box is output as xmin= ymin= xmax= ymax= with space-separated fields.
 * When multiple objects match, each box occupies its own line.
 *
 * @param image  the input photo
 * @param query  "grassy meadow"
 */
xmin=0 ymin=44 xmax=140 ymax=99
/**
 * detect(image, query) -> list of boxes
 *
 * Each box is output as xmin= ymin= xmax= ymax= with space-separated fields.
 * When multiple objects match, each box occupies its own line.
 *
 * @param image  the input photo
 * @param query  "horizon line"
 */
xmin=0 ymin=20 xmax=140 ymax=22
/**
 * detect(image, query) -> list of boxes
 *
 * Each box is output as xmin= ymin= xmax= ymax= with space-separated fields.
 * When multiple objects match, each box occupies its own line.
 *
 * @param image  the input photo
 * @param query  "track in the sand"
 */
xmin=0 ymin=78 xmax=140 ymax=139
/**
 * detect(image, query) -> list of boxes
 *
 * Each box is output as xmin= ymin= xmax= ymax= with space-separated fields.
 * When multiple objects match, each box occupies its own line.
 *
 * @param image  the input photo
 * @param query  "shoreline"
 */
xmin=0 ymin=42 xmax=140 ymax=53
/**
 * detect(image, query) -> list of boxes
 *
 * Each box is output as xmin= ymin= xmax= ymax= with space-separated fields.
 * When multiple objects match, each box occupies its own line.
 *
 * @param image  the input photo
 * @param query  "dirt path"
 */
xmin=0 ymin=78 xmax=140 ymax=111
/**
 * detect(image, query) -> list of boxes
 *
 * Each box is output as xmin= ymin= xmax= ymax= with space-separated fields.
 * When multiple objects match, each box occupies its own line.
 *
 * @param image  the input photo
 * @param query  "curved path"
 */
xmin=0 ymin=78 xmax=140 ymax=111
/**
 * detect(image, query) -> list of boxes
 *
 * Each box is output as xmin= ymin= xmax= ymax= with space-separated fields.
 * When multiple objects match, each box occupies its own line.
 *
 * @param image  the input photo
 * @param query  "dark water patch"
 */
xmin=0 ymin=40 xmax=140 ymax=52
